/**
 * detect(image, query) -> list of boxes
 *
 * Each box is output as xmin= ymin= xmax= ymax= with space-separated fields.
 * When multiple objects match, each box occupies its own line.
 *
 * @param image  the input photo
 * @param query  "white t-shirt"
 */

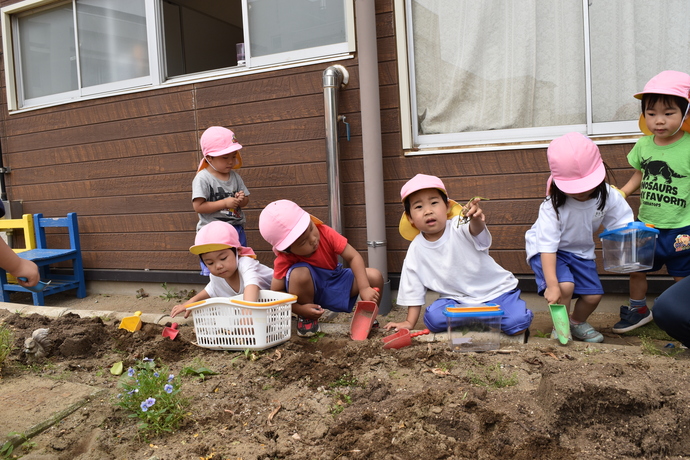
xmin=204 ymin=256 xmax=273 ymax=298
xmin=525 ymin=184 xmax=634 ymax=262
xmin=397 ymin=217 xmax=518 ymax=307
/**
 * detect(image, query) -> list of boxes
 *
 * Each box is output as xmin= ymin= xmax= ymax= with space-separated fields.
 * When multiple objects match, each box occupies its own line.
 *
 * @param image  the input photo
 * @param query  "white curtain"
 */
xmin=411 ymin=0 xmax=690 ymax=136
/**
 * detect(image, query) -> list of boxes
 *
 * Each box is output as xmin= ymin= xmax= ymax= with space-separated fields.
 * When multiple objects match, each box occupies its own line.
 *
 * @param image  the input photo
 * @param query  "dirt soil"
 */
xmin=1 ymin=293 xmax=690 ymax=460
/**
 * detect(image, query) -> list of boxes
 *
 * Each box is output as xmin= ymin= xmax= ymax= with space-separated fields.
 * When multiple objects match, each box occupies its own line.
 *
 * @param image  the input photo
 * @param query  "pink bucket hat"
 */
xmin=259 ymin=200 xmax=323 ymax=253
xmin=398 ymin=174 xmax=462 ymax=241
xmin=190 ymin=221 xmax=256 ymax=258
xmin=634 ymin=71 xmax=690 ymax=136
xmin=197 ymin=126 xmax=243 ymax=173
xmin=634 ymin=70 xmax=690 ymax=101
xmin=546 ymin=132 xmax=605 ymax=195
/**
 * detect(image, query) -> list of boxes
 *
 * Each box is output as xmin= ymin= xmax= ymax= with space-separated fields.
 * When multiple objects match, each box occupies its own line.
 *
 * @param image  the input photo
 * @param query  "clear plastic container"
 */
xmin=599 ymin=222 xmax=660 ymax=273
xmin=443 ymin=304 xmax=503 ymax=352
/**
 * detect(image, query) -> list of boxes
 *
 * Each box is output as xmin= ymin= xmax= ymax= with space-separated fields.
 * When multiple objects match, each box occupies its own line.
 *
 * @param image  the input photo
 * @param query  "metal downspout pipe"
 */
xmin=355 ymin=0 xmax=391 ymax=313
xmin=323 ymin=65 xmax=349 ymax=234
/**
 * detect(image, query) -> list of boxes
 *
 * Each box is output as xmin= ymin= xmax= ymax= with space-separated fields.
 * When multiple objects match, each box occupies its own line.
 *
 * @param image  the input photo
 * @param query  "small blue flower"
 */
xmin=168 ymin=374 xmax=175 ymax=382
xmin=140 ymin=401 xmax=149 ymax=412
xmin=127 ymin=367 xmax=135 ymax=377
xmin=154 ymin=372 xmax=160 ymax=378
xmin=117 ymin=394 xmax=122 ymax=398
xmin=145 ymin=397 xmax=156 ymax=408
xmin=143 ymin=357 xmax=153 ymax=362
xmin=164 ymin=384 xmax=173 ymax=394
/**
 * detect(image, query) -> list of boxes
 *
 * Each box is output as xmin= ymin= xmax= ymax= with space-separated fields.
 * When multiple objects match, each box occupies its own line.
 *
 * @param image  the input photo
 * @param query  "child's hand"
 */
xmin=359 ymin=286 xmax=380 ymax=304
xmin=463 ymin=197 xmax=486 ymax=222
xmin=14 ymin=259 xmax=39 ymax=287
xmin=544 ymin=285 xmax=562 ymax=305
xmin=383 ymin=320 xmax=413 ymax=332
xmin=171 ymin=303 xmax=191 ymax=319
xmin=298 ymin=303 xmax=325 ymax=320
xmin=223 ymin=196 xmax=242 ymax=209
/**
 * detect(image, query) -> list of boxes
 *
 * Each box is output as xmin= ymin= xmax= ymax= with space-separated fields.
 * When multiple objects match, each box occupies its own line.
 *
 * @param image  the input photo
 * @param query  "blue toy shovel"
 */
xmin=549 ymin=304 xmax=572 ymax=345
xmin=18 ymin=277 xmax=52 ymax=293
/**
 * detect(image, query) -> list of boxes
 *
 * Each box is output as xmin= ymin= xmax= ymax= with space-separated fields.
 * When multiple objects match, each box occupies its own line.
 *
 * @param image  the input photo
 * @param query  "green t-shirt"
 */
xmin=628 ymin=132 xmax=690 ymax=228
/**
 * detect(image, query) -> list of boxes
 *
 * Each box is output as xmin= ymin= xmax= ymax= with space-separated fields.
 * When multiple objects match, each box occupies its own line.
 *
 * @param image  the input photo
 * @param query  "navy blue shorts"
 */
xmin=647 ymin=224 xmax=690 ymax=277
xmin=529 ymin=251 xmax=603 ymax=296
xmin=423 ymin=289 xmax=533 ymax=335
xmin=286 ymin=262 xmax=357 ymax=313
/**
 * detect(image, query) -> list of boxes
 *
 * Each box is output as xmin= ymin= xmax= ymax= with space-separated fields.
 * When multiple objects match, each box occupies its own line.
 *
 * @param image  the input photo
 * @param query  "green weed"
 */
xmin=467 ymin=363 xmax=518 ymax=389
xmin=0 ymin=323 xmax=14 ymax=373
xmin=159 ymin=283 xmax=196 ymax=302
xmin=308 ymin=331 xmax=326 ymax=343
xmin=640 ymin=335 xmax=682 ymax=357
xmin=620 ymin=321 xmax=674 ymax=341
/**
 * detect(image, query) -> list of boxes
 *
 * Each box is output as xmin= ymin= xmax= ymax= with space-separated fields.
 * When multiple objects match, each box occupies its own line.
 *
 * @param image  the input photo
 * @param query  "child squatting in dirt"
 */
xmin=387 ymin=174 xmax=533 ymax=338
xmin=258 ymin=199 xmax=383 ymax=337
xmin=170 ymin=221 xmax=272 ymax=319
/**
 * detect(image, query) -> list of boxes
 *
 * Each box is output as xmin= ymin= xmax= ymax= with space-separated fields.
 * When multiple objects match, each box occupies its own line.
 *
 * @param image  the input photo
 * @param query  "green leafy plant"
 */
xmin=0 ymin=323 xmax=14 ymax=373
xmin=181 ymin=365 xmax=218 ymax=381
xmin=308 ymin=331 xmax=326 ymax=343
xmin=115 ymin=358 xmax=188 ymax=438
xmin=159 ymin=283 xmax=196 ymax=302
xmin=467 ymin=363 xmax=518 ymax=389
xmin=532 ymin=330 xmax=551 ymax=338
xmin=1 ymin=432 xmax=32 ymax=459
xmin=329 ymin=374 xmax=361 ymax=389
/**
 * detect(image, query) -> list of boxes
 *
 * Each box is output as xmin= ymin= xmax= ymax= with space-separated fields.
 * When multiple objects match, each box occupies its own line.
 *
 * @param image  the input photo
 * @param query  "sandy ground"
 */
xmin=1 ymin=288 xmax=688 ymax=460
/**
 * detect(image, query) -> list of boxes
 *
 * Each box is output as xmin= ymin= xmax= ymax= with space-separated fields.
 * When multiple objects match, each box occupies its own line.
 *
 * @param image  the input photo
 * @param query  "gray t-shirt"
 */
xmin=192 ymin=168 xmax=250 ymax=231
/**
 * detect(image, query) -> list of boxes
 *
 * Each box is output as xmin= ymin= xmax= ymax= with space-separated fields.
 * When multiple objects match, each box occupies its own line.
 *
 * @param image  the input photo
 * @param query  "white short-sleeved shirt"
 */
xmin=397 ymin=218 xmax=518 ymax=307
xmin=204 ymin=256 xmax=273 ymax=298
xmin=525 ymin=184 xmax=634 ymax=262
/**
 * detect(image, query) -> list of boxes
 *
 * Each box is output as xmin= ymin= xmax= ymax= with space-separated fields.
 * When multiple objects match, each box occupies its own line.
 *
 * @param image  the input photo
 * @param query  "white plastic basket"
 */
xmin=186 ymin=290 xmax=297 ymax=350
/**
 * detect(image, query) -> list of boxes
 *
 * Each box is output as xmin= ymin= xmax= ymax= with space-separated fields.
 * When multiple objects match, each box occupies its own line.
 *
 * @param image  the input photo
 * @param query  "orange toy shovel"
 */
xmin=382 ymin=328 xmax=430 ymax=349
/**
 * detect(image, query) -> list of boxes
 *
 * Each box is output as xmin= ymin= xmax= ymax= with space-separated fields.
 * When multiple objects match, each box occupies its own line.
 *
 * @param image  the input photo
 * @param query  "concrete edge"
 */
xmin=0 ymin=302 xmax=194 ymax=326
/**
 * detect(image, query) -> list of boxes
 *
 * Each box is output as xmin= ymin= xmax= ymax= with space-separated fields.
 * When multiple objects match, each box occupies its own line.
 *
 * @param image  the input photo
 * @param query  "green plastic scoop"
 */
xmin=549 ymin=304 xmax=572 ymax=345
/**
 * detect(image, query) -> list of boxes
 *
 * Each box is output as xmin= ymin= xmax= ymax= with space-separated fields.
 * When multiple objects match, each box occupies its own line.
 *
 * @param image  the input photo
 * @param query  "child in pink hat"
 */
xmin=259 ymin=200 xmax=383 ymax=337
xmin=615 ymin=70 xmax=690 ymax=334
xmin=170 ymin=221 xmax=272 ymax=318
xmin=192 ymin=127 xmax=250 ymax=275
xmin=525 ymin=133 xmax=634 ymax=342
xmin=390 ymin=174 xmax=533 ymax=339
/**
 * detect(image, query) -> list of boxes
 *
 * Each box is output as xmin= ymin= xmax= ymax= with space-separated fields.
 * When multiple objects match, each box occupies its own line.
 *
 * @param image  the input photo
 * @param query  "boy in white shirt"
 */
xmin=385 ymin=174 xmax=533 ymax=337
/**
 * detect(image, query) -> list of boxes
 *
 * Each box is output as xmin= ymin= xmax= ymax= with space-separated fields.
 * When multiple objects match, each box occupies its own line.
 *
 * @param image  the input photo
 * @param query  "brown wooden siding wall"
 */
xmin=0 ymin=0 xmax=643 ymax=282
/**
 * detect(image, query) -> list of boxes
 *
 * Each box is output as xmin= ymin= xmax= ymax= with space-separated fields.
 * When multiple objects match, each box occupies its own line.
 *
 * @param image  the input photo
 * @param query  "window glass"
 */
xmin=18 ymin=4 xmax=77 ymax=100
xmin=589 ymin=0 xmax=690 ymax=124
xmin=407 ymin=0 xmax=690 ymax=148
xmin=76 ymin=0 xmax=149 ymax=88
xmin=410 ymin=0 xmax=584 ymax=136
xmin=248 ymin=0 xmax=346 ymax=57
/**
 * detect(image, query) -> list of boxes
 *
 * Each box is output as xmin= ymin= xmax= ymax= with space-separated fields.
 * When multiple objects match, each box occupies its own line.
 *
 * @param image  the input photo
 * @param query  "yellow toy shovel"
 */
xmin=119 ymin=311 xmax=143 ymax=332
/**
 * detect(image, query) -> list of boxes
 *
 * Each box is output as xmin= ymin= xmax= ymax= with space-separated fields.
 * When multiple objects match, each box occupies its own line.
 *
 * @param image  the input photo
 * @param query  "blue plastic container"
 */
xmin=599 ymin=222 xmax=660 ymax=273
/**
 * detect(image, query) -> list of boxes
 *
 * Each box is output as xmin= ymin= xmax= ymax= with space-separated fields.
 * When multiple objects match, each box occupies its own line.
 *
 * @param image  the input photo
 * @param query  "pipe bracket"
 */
xmin=367 ymin=240 xmax=387 ymax=248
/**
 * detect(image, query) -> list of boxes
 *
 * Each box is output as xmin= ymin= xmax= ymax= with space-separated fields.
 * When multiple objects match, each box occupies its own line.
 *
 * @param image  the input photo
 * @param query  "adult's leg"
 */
xmin=653 ymin=276 xmax=690 ymax=347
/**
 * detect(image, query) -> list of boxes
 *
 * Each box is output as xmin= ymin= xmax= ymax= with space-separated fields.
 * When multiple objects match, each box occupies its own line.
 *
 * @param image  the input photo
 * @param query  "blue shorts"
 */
xmin=647 ymin=224 xmax=690 ymax=276
xmin=422 ymin=289 xmax=533 ymax=335
xmin=529 ymin=251 xmax=603 ymax=296
xmin=285 ymin=262 xmax=357 ymax=313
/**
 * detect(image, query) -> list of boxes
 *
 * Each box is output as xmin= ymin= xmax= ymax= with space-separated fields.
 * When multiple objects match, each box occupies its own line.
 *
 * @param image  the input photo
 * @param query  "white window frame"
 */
xmin=394 ymin=0 xmax=642 ymax=153
xmin=1 ymin=0 xmax=355 ymax=112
